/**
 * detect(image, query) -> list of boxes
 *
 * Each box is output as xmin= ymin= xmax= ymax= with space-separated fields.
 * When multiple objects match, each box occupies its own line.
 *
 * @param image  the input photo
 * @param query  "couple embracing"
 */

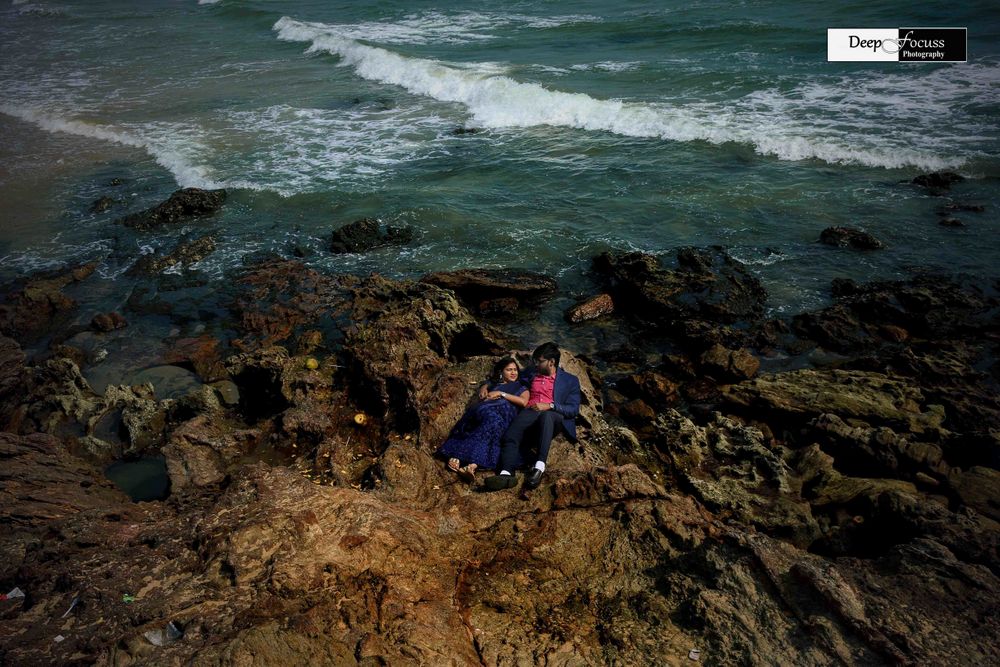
xmin=436 ymin=342 xmax=581 ymax=492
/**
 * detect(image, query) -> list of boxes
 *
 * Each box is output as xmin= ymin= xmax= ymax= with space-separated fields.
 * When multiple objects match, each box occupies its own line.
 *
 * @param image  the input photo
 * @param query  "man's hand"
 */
xmin=486 ymin=391 xmax=501 ymax=400
xmin=478 ymin=384 xmax=489 ymax=400
xmin=531 ymin=403 xmax=551 ymax=411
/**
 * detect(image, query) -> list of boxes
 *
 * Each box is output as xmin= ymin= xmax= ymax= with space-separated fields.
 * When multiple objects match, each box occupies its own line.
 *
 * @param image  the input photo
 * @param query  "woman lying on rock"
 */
xmin=436 ymin=356 xmax=529 ymax=482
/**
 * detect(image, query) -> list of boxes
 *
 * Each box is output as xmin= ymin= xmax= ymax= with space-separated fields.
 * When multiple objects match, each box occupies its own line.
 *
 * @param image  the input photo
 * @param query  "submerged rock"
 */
xmin=910 ymin=171 xmax=965 ymax=190
xmin=90 ymin=311 xmax=128 ymax=332
xmin=329 ymin=217 xmax=413 ymax=253
xmin=118 ymin=188 xmax=227 ymax=231
xmin=819 ymin=226 xmax=885 ymax=250
xmin=90 ymin=195 xmax=118 ymax=213
xmin=127 ymin=235 xmax=217 ymax=275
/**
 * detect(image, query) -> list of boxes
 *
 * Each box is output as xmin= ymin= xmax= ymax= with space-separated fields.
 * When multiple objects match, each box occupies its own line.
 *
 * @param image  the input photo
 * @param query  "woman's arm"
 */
xmin=501 ymin=389 xmax=529 ymax=408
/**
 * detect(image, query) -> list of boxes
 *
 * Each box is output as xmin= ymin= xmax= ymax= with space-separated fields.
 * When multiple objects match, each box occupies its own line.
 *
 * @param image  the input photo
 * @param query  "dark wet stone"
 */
xmin=329 ymin=218 xmax=414 ymax=254
xmin=452 ymin=127 xmax=481 ymax=136
xmin=90 ymin=196 xmax=118 ymax=214
xmin=910 ymin=172 xmax=965 ymax=190
xmin=118 ymin=188 xmax=227 ymax=231
xmin=819 ymin=226 xmax=885 ymax=250
xmin=939 ymin=218 xmax=965 ymax=227
xmin=0 ymin=262 xmax=98 ymax=342
xmin=937 ymin=202 xmax=985 ymax=214
xmin=420 ymin=268 xmax=556 ymax=311
xmin=592 ymin=246 xmax=767 ymax=337
xmin=90 ymin=312 xmax=128 ymax=333
xmin=127 ymin=236 xmax=217 ymax=276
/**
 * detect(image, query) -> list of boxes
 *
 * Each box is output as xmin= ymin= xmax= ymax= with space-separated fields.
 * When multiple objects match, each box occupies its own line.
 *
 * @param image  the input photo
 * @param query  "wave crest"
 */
xmin=273 ymin=16 xmax=968 ymax=171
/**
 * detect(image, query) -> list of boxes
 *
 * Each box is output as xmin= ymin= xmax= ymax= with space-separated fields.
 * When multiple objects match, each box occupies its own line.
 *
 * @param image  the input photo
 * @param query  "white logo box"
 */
xmin=828 ymin=28 xmax=899 ymax=61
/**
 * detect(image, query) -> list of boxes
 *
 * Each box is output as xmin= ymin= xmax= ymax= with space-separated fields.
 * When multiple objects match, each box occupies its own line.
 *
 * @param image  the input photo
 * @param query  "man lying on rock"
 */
xmin=484 ymin=341 xmax=582 ymax=492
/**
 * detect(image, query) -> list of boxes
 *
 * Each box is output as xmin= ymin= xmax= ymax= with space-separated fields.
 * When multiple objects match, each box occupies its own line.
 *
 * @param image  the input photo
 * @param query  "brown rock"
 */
xmin=0 ymin=335 xmax=25 ymax=424
xmin=127 ymin=235 xmax=217 ymax=275
xmin=878 ymin=324 xmax=909 ymax=342
xmin=948 ymin=466 xmax=1000 ymax=522
xmin=700 ymin=343 xmax=760 ymax=381
xmin=622 ymin=398 xmax=656 ymax=423
xmin=164 ymin=335 xmax=228 ymax=382
xmin=565 ymin=293 xmax=615 ymax=323
xmin=90 ymin=311 xmax=128 ymax=332
xmin=0 ymin=431 xmax=126 ymax=529
xmin=0 ymin=262 xmax=98 ymax=341
xmin=616 ymin=370 xmax=678 ymax=408
xmin=344 ymin=275 xmax=505 ymax=431
xmin=420 ymin=267 xmax=557 ymax=311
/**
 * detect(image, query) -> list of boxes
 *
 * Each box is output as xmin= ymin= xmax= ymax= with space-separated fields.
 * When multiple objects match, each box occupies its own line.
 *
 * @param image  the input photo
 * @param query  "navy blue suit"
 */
xmin=497 ymin=367 xmax=582 ymax=472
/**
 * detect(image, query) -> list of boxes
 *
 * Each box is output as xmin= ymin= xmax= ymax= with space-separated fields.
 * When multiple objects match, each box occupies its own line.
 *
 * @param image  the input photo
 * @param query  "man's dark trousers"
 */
xmin=498 ymin=410 xmax=562 ymax=472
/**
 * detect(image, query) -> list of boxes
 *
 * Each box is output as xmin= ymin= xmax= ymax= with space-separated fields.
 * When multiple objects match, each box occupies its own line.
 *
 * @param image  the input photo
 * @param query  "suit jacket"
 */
xmin=520 ymin=367 xmax=582 ymax=442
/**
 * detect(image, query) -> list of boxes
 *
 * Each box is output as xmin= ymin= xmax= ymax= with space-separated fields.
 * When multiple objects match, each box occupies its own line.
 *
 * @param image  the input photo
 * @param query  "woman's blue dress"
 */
xmin=437 ymin=380 xmax=525 ymax=469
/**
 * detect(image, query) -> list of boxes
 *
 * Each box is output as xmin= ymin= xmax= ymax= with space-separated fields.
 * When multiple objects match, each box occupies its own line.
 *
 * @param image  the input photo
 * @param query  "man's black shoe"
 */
xmin=484 ymin=474 xmax=518 ymax=491
xmin=524 ymin=467 xmax=543 ymax=490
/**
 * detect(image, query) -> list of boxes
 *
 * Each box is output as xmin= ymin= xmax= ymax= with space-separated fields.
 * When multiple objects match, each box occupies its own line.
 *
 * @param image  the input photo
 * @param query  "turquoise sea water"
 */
xmin=2 ymin=0 xmax=999 ymax=368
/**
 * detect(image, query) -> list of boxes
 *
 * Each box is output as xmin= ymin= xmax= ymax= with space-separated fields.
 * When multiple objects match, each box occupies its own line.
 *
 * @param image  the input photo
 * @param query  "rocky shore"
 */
xmin=1 ymin=180 xmax=998 ymax=665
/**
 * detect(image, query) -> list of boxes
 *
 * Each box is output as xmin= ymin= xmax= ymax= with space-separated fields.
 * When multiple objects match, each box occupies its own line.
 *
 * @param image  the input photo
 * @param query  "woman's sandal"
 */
xmin=447 ymin=458 xmax=461 ymax=472
xmin=458 ymin=465 xmax=477 ymax=483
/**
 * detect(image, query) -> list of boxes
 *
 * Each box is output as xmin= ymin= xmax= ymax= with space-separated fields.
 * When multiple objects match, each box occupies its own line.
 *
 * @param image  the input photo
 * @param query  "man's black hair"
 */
xmin=532 ymin=341 xmax=561 ymax=367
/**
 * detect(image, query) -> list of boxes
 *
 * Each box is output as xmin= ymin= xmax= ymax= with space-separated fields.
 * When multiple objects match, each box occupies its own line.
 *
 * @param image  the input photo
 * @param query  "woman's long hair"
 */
xmin=490 ymin=356 xmax=519 ymax=386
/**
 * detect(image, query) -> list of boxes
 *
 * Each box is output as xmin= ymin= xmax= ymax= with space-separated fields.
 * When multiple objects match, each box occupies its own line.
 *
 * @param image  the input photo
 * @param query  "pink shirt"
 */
xmin=527 ymin=373 xmax=555 ymax=408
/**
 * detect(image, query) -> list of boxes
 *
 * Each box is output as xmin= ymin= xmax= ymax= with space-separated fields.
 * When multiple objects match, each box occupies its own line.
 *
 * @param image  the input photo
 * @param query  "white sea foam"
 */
xmin=0 ymin=103 xmax=222 ymax=188
xmin=290 ymin=11 xmax=601 ymax=45
xmin=220 ymin=104 xmax=453 ymax=194
xmin=569 ymin=61 xmax=643 ymax=73
xmin=274 ymin=16 xmax=978 ymax=171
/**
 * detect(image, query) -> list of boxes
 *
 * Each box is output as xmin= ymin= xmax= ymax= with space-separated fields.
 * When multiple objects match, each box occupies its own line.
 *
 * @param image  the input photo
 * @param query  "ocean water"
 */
xmin=2 ymin=0 xmax=999 ymax=367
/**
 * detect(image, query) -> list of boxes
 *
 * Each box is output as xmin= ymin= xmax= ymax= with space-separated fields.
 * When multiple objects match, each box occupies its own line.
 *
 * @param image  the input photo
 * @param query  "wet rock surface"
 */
xmin=593 ymin=247 xmax=768 ymax=350
xmin=565 ymin=292 xmax=615 ymax=323
xmin=127 ymin=235 xmax=217 ymax=275
xmin=819 ymin=226 xmax=885 ymax=250
xmin=118 ymin=188 xmax=227 ymax=231
xmin=329 ymin=217 xmax=414 ymax=253
xmin=1 ymin=252 xmax=998 ymax=665
xmin=420 ymin=268 xmax=558 ymax=313
xmin=0 ymin=262 xmax=98 ymax=342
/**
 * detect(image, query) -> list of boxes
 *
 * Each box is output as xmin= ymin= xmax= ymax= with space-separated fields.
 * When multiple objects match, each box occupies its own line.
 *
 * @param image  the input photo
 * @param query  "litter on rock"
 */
xmin=688 ymin=648 xmax=701 ymax=661
xmin=1 ymin=587 xmax=25 ymax=600
xmin=61 ymin=595 xmax=80 ymax=618
xmin=54 ymin=635 xmax=65 ymax=643
xmin=122 ymin=594 xmax=135 ymax=603
xmin=144 ymin=621 xmax=183 ymax=646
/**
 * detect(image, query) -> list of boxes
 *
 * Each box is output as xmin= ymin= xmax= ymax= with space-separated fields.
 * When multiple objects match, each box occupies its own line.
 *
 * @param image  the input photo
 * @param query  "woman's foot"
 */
xmin=447 ymin=457 xmax=461 ymax=472
xmin=458 ymin=464 xmax=477 ymax=483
